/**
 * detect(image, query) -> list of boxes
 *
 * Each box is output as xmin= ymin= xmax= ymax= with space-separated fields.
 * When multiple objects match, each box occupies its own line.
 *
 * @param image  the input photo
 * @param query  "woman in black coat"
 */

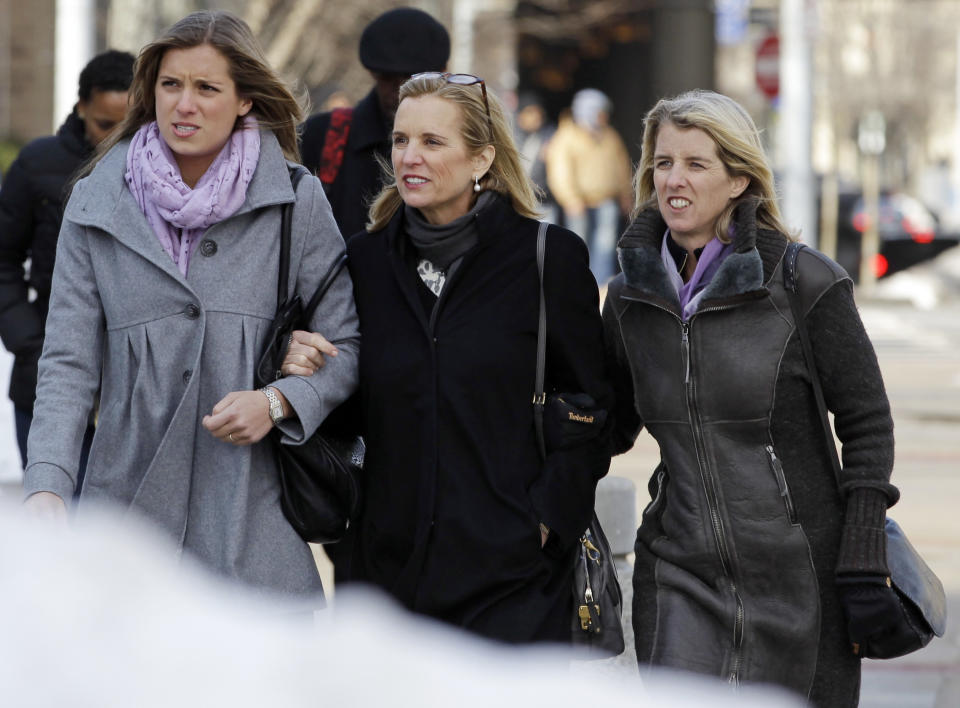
xmin=602 ymin=90 xmax=901 ymax=705
xmin=0 ymin=49 xmax=133 ymax=471
xmin=289 ymin=73 xmax=612 ymax=643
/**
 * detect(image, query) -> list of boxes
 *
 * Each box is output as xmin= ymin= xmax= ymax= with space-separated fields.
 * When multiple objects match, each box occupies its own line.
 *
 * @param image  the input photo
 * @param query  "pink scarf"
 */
xmin=125 ymin=116 xmax=261 ymax=276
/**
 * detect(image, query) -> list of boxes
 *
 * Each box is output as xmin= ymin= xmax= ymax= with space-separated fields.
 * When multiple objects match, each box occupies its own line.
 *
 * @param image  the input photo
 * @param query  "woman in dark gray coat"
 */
xmin=22 ymin=11 xmax=358 ymax=602
xmin=603 ymin=90 xmax=902 ymax=705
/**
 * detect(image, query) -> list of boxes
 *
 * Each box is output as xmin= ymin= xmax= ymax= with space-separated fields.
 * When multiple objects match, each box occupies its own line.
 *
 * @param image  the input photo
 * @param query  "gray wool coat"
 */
xmin=23 ymin=130 xmax=360 ymax=601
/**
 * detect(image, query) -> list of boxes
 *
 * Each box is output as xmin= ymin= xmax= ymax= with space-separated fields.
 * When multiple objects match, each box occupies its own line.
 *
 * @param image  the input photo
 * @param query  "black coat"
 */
xmin=0 ymin=112 xmax=92 ymax=411
xmin=346 ymin=196 xmax=612 ymax=643
xmin=603 ymin=203 xmax=897 ymax=706
xmin=300 ymin=89 xmax=391 ymax=240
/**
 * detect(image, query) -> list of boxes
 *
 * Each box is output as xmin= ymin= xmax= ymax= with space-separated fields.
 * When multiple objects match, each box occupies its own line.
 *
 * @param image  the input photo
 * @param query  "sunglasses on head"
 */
xmin=410 ymin=72 xmax=492 ymax=129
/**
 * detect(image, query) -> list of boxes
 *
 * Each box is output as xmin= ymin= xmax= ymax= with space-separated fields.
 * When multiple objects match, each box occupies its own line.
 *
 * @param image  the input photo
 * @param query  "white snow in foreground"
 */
xmin=0 ymin=499 xmax=802 ymax=707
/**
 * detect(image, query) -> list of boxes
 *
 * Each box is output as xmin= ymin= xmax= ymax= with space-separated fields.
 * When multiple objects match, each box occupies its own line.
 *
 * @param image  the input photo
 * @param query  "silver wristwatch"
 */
xmin=261 ymin=387 xmax=285 ymax=425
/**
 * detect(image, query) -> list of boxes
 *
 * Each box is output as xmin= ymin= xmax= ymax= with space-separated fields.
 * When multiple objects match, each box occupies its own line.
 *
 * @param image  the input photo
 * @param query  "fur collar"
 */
xmin=617 ymin=198 xmax=786 ymax=308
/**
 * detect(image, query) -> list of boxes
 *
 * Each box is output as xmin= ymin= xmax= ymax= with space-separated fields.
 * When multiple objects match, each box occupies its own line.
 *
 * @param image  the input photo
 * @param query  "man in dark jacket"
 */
xmin=0 ymin=49 xmax=134 ymax=478
xmin=300 ymin=7 xmax=450 ymax=240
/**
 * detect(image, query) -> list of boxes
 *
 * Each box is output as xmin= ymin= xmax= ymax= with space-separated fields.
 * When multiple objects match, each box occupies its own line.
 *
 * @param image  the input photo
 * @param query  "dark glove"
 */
xmin=836 ymin=574 xmax=904 ymax=652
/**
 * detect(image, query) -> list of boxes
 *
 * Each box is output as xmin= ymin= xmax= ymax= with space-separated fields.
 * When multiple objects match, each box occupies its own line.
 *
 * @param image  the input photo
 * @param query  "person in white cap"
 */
xmin=546 ymin=88 xmax=633 ymax=284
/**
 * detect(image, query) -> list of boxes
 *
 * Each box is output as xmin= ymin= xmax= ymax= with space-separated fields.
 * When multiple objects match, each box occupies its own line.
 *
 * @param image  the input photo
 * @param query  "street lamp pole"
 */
xmin=54 ymin=0 xmax=95 ymax=132
xmin=859 ymin=153 xmax=881 ymax=294
xmin=857 ymin=110 xmax=885 ymax=296
xmin=779 ymin=0 xmax=816 ymax=246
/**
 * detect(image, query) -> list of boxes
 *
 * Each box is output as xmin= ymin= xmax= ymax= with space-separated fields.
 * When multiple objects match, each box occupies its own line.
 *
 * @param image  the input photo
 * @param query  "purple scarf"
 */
xmin=661 ymin=231 xmax=734 ymax=320
xmin=125 ymin=116 xmax=261 ymax=276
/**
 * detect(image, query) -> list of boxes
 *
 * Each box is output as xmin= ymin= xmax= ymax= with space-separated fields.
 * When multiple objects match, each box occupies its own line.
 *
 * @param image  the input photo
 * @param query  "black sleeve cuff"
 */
xmin=835 ymin=487 xmax=890 ymax=575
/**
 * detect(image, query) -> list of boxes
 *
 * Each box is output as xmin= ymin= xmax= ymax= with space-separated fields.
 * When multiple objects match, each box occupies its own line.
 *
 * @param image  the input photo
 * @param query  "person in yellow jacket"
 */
xmin=546 ymin=89 xmax=633 ymax=283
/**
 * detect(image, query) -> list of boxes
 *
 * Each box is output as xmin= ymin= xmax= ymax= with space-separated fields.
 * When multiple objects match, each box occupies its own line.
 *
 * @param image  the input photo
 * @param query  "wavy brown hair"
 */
xmin=633 ymin=89 xmax=792 ymax=241
xmin=87 ymin=10 xmax=305 ymax=175
xmin=366 ymin=73 xmax=539 ymax=232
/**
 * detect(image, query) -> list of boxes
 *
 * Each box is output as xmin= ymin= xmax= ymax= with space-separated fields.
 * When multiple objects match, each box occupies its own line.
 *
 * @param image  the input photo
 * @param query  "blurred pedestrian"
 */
xmin=0 ymin=49 xmax=134 ymax=489
xmin=546 ymin=88 xmax=632 ymax=284
xmin=288 ymin=72 xmax=612 ymax=642
xmin=320 ymin=90 xmax=351 ymax=111
xmin=300 ymin=7 xmax=450 ymax=240
xmin=514 ymin=92 xmax=557 ymax=223
xmin=22 ymin=10 xmax=359 ymax=602
xmin=603 ymin=89 xmax=901 ymax=705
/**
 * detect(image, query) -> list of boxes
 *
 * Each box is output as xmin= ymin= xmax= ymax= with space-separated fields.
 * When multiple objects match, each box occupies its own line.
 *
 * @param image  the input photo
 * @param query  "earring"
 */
xmin=473 ymin=175 xmax=481 ymax=193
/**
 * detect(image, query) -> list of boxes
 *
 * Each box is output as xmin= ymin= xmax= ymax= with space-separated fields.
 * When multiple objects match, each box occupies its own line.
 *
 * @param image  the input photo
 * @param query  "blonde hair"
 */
xmin=366 ymin=74 xmax=539 ymax=232
xmin=89 ymin=10 xmax=305 ymax=173
xmin=633 ymin=89 xmax=791 ymax=241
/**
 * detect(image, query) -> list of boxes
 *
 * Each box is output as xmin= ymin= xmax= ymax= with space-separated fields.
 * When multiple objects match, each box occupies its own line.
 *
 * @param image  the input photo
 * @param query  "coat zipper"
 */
xmin=643 ymin=464 xmax=668 ymax=516
xmin=681 ymin=318 xmax=745 ymax=685
xmin=730 ymin=600 xmax=744 ymax=686
xmin=680 ymin=322 xmax=730 ymax=573
xmin=766 ymin=445 xmax=797 ymax=524
xmin=620 ymin=292 xmax=749 ymax=681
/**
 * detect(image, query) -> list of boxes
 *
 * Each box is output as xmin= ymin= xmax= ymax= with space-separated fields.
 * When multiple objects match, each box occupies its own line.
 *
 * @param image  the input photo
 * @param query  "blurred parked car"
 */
xmin=835 ymin=191 xmax=960 ymax=281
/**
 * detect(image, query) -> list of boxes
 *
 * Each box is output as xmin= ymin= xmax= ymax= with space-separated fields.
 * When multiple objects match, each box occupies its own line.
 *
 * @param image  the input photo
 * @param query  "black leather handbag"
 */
xmin=783 ymin=242 xmax=947 ymax=659
xmin=255 ymin=168 xmax=363 ymax=545
xmin=531 ymin=222 xmax=624 ymax=658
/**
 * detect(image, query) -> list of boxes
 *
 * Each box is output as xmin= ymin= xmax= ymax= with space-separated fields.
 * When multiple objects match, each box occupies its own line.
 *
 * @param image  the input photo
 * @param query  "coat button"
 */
xmin=199 ymin=239 xmax=218 ymax=256
xmin=184 ymin=304 xmax=200 ymax=319
xmin=182 ymin=369 xmax=192 ymax=384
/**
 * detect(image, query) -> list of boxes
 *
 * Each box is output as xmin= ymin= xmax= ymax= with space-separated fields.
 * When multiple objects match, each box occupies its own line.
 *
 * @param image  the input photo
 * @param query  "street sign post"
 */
xmin=858 ymin=110 xmax=886 ymax=295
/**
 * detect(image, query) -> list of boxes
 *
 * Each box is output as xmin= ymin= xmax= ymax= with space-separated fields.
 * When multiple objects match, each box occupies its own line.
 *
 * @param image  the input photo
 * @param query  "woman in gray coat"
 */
xmin=22 ymin=11 xmax=359 ymax=602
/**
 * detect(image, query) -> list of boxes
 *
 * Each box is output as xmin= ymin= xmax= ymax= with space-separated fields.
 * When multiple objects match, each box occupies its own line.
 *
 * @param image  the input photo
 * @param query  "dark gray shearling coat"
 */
xmin=23 ymin=131 xmax=359 ymax=600
xmin=603 ymin=202 xmax=897 ymax=706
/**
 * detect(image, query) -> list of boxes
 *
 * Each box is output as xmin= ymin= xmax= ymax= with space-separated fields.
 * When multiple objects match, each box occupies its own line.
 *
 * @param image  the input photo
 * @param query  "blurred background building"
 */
xmin=3 ymin=0 xmax=960 ymax=281
xmin=0 ymin=0 xmax=714 ymax=172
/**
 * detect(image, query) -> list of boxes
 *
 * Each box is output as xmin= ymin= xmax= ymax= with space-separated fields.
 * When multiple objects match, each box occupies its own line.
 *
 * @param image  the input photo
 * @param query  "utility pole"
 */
xmin=451 ymin=0 xmax=477 ymax=73
xmin=54 ymin=0 xmax=95 ymax=131
xmin=857 ymin=110 xmax=885 ymax=295
xmin=953 ymin=29 xmax=960 ymax=232
xmin=651 ymin=0 xmax=715 ymax=99
xmin=778 ymin=0 xmax=816 ymax=245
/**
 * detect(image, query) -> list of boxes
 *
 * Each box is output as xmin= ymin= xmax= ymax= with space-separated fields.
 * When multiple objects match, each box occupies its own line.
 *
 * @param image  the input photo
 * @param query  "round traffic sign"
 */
xmin=755 ymin=34 xmax=779 ymax=100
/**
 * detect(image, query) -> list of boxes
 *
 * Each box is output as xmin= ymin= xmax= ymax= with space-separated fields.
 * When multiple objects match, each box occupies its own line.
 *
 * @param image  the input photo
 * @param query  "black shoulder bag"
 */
xmin=255 ymin=167 xmax=364 ymax=545
xmin=531 ymin=221 xmax=624 ymax=658
xmin=783 ymin=241 xmax=946 ymax=659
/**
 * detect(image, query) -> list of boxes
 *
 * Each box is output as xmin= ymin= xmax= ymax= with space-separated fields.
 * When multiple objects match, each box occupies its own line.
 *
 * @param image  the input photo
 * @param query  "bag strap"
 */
xmin=279 ymin=165 xmax=349 ymax=325
xmin=318 ymin=107 xmax=354 ymax=186
xmin=532 ymin=221 xmax=549 ymax=462
xmin=301 ymin=253 xmax=348 ymax=325
xmin=277 ymin=166 xmax=309 ymax=310
xmin=782 ymin=241 xmax=843 ymax=488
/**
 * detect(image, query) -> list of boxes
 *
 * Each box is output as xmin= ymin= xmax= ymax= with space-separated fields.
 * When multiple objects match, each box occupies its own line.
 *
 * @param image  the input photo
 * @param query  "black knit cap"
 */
xmin=359 ymin=7 xmax=450 ymax=75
